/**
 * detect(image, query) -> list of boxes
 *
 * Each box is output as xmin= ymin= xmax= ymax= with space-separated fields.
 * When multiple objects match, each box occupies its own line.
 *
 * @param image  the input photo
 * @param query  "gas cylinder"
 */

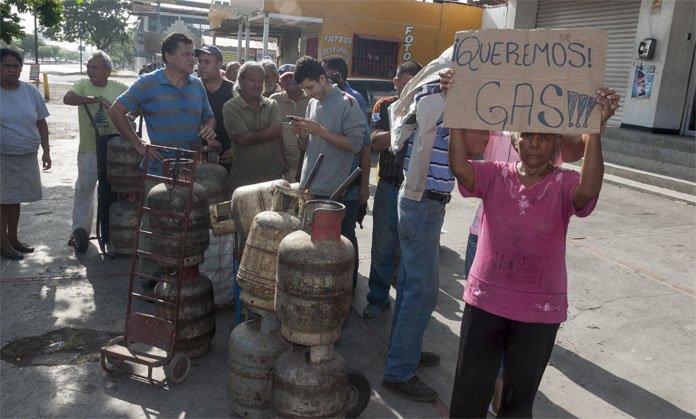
xmin=227 ymin=315 xmax=290 ymax=417
xmin=272 ymin=345 xmax=347 ymax=418
xmin=230 ymin=179 xmax=290 ymax=253
xmin=155 ymin=271 xmax=215 ymax=358
xmin=275 ymin=201 xmax=354 ymax=346
xmin=194 ymin=150 xmax=228 ymax=205
xmin=148 ymin=159 xmax=210 ymax=267
xmin=108 ymin=199 xmax=138 ymax=255
xmin=106 ymin=136 xmax=142 ymax=194
xmin=238 ymin=186 xmax=302 ymax=311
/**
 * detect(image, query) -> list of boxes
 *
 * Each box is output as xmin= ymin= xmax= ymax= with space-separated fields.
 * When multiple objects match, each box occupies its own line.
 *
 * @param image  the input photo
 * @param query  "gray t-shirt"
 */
xmin=300 ymin=85 xmax=364 ymax=197
xmin=0 ymin=82 xmax=50 ymax=155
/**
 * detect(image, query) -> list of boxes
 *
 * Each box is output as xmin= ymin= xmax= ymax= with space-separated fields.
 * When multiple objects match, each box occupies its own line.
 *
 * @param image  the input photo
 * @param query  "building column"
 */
xmin=245 ymin=16 xmax=251 ymax=62
xmin=262 ymin=13 xmax=269 ymax=58
xmin=237 ymin=20 xmax=243 ymax=62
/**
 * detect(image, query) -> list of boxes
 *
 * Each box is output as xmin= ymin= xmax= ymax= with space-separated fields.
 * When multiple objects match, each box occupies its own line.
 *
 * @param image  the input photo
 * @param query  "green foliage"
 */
xmin=44 ymin=0 xmax=131 ymax=52
xmin=0 ymin=0 xmax=63 ymax=44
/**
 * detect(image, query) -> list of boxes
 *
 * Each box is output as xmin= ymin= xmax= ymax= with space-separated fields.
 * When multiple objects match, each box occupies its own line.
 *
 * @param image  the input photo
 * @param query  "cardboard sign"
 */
xmin=444 ymin=29 xmax=607 ymax=134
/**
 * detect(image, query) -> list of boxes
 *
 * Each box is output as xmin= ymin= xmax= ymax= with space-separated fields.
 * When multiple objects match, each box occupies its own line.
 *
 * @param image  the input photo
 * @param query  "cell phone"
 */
xmin=285 ymin=115 xmax=299 ymax=122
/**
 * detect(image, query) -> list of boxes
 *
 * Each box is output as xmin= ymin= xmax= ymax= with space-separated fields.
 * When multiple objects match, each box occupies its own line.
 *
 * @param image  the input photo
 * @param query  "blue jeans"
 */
xmin=463 ymin=233 xmax=479 ymax=279
xmin=366 ymin=180 xmax=400 ymax=304
xmin=341 ymin=198 xmax=360 ymax=288
xmin=384 ymin=190 xmax=446 ymax=382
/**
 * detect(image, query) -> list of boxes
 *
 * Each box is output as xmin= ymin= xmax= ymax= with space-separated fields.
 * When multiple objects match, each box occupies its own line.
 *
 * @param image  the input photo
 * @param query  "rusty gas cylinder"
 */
xmin=194 ymin=150 xmax=228 ymax=205
xmin=148 ymin=159 xmax=210 ymax=267
xmin=237 ymin=185 xmax=302 ymax=311
xmin=227 ymin=314 xmax=290 ymax=417
xmin=229 ymin=179 xmax=290 ymax=254
xmin=272 ymin=345 xmax=347 ymax=418
xmin=155 ymin=270 xmax=215 ymax=358
xmin=108 ymin=198 xmax=138 ymax=255
xmin=275 ymin=200 xmax=354 ymax=346
xmin=106 ymin=136 xmax=142 ymax=194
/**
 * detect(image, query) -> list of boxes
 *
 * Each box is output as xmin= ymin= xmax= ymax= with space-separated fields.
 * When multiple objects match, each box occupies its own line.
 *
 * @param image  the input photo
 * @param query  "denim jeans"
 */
xmin=341 ymin=198 xmax=360 ymax=288
xmin=463 ymin=233 xmax=479 ymax=279
xmin=366 ymin=180 xmax=400 ymax=304
xmin=383 ymin=190 xmax=446 ymax=382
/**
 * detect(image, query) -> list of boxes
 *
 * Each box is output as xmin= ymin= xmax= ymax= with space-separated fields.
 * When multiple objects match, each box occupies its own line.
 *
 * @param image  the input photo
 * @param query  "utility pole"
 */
xmin=33 ymin=11 xmax=39 ymax=64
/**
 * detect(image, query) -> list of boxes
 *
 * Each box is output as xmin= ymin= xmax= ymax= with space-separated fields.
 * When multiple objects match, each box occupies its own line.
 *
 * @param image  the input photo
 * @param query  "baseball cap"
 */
xmin=278 ymin=63 xmax=295 ymax=73
xmin=195 ymin=45 xmax=223 ymax=61
xmin=279 ymin=71 xmax=295 ymax=81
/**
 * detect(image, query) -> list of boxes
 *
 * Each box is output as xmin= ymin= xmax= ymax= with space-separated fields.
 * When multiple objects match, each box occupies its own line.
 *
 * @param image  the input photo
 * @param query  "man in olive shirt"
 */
xmin=270 ymin=71 xmax=310 ymax=182
xmin=221 ymin=61 xmax=284 ymax=194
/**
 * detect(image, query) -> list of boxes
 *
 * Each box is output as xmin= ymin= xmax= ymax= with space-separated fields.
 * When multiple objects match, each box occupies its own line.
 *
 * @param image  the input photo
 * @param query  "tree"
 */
xmin=0 ymin=0 xmax=63 ymax=44
xmin=44 ymin=0 xmax=131 ymax=52
xmin=18 ymin=33 xmax=45 ymax=59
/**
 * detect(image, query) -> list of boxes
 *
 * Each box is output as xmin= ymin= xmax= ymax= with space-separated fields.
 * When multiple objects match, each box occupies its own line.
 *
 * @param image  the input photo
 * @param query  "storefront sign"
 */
xmin=321 ymin=34 xmax=353 ymax=64
xmin=444 ymin=29 xmax=608 ymax=135
xmin=403 ymin=26 xmax=414 ymax=61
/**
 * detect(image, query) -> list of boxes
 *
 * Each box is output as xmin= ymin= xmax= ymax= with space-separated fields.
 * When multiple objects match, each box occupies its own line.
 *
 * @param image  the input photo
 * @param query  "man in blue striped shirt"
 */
xmin=109 ymin=33 xmax=218 ymax=174
xmin=382 ymin=82 xmax=454 ymax=402
xmin=107 ymin=33 xmax=218 ymax=284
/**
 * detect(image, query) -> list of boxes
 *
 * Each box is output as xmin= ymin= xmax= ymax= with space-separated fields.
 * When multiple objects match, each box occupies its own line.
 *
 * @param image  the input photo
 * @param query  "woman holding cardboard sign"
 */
xmin=447 ymin=85 xmax=619 ymax=418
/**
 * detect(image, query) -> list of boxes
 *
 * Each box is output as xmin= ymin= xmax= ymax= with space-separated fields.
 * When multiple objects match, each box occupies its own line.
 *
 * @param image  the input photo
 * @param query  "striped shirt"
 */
xmin=402 ymin=83 xmax=454 ymax=196
xmin=116 ymin=68 xmax=213 ymax=173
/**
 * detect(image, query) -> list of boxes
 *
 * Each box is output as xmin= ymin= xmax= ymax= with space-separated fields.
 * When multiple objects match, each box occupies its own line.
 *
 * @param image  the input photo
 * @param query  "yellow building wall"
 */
xmin=263 ymin=0 xmax=482 ymax=77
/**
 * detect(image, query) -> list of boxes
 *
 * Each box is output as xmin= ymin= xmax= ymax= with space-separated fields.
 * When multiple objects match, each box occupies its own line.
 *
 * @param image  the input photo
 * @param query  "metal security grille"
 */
xmin=536 ymin=0 xmax=642 ymax=126
xmin=351 ymin=35 xmax=400 ymax=79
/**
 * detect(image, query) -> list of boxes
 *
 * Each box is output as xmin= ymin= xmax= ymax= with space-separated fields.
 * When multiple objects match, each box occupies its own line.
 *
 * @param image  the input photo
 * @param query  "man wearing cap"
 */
xmin=270 ymin=69 xmax=310 ymax=182
xmin=195 ymin=45 xmax=234 ymax=171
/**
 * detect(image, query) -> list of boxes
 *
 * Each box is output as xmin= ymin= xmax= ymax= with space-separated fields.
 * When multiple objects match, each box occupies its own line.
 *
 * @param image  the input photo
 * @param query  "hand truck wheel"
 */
xmin=73 ymin=228 xmax=89 ymax=254
xmin=103 ymin=336 xmax=125 ymax=372
xmin=345 ymin=369 xmax=370 ymax=418
xmin=164 ymin=353 xmax=191 ymax=384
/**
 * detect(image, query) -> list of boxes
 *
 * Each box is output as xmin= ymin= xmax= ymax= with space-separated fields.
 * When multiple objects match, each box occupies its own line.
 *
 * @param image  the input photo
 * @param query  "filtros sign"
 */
xmin=444 ymin=29 xmax=608 ymax=134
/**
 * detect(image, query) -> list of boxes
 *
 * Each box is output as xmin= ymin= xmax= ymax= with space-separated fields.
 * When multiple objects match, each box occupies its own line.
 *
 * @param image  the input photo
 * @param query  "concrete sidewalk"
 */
xmin=1 ymin=99 xmax=694 ymax=418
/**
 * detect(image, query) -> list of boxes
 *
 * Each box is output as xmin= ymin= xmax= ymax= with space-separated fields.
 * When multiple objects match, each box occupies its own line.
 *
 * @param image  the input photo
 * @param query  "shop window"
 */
xmin=351 ymin=35 xmax=399 ymax=79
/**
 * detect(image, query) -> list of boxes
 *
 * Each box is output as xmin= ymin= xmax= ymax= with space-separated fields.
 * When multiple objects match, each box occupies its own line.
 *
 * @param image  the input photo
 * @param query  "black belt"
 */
xmin=424 ymin=190 xmax=451 ymax=204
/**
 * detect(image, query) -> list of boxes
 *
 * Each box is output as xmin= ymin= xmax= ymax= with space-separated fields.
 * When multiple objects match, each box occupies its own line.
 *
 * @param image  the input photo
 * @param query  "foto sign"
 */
xmin=444 ymin=29 xmax=607 ymax=134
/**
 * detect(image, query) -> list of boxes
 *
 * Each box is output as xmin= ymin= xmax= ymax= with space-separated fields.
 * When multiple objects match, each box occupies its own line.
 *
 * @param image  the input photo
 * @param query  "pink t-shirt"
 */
xmin=470 ymin=132 xmax=519 ymax=235
xmin=459 ymin=161 xmax=598 ymax=324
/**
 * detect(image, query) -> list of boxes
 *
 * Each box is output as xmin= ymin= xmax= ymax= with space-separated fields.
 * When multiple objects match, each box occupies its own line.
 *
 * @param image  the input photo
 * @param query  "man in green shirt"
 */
xmin=221 ymin=61 xmax=284 ymax=195
xmin=63 ymin=50 xmax=128 ymax=245
xmin=270 ymin=70 xmax=310 ymax=182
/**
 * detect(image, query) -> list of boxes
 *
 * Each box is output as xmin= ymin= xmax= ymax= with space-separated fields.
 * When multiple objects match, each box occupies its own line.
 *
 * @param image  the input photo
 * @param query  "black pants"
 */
xmin=449 ymin=305 xmax=560 ymax=418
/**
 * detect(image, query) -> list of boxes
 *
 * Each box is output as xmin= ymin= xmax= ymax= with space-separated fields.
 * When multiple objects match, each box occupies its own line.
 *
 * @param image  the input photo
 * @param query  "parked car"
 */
xmin=347 ymin=78 xmax=396 ymax=116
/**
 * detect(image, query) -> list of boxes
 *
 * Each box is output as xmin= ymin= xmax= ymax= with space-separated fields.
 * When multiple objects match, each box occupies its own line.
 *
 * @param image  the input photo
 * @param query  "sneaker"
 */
xmin=419 ymin=351 xmax=440 ymax=367
xmin=67 ymin=236 xmax=75 ymax=247
xmin=382 ymin=375 xmax=438 ymax=402
xmin=362 ymin=300 xmax=391 ymax=319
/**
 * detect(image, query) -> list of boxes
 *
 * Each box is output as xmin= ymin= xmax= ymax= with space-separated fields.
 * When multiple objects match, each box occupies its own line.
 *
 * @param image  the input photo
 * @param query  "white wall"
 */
xmin=481 ymin=6 xmax=507 ymax=29
xmin=622 ymin=0 xmax=696 ymax=131
xmin=505 ymin=0 xmax=538 ymax=29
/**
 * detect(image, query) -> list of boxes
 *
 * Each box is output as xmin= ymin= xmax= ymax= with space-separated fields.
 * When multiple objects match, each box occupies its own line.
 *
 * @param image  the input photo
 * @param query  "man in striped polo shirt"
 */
xmin=109 ymin=32 xmax=218 ymax=174
xmin=108 ymin=32 xmax=218 ymax=284
xmin=381 ymin=81 xmax=453 ymax=402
